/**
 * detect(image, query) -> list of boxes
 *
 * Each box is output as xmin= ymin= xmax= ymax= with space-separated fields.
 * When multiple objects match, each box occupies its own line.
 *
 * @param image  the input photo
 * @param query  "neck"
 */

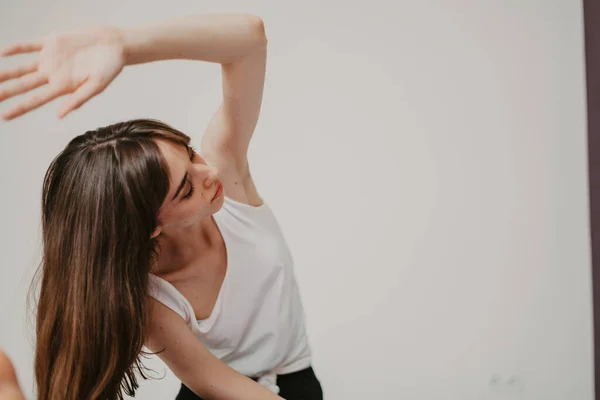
xmin=151 ymin=216 xmax=216 ymax=276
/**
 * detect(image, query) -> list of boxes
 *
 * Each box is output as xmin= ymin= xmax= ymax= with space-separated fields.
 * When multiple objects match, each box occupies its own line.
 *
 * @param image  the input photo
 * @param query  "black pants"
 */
xmin=176 ymin=366 xmax=323 ymax=400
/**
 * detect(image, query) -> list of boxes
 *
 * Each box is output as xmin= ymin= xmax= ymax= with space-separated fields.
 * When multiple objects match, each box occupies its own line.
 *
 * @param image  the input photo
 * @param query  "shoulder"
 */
xmin=201 ymin=151 xmax=263 ymax=207
xmin=146 ymin=297 xmax=189 ymax=351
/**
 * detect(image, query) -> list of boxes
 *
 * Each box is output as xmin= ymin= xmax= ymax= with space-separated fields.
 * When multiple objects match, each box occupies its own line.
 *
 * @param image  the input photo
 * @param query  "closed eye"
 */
xmin=182 ymin=146 xmax=196 ymax=199
xmin=183 ymin=180 xmax=195 ymax=199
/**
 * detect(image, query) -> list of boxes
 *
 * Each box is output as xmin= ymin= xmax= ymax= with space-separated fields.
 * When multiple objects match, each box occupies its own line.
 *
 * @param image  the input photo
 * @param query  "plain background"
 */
xmin=0 ymin=0 xmax=593 ymax=399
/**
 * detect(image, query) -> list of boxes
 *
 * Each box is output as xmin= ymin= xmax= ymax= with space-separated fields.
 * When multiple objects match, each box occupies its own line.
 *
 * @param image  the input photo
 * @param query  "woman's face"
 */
xmin=151 ymin=139 xmax=224 ymax=237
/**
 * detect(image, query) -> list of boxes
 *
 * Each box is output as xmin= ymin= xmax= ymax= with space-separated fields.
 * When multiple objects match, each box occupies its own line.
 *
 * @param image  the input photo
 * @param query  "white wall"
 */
xmin=0 ymin=1 xmax=592 ymax=399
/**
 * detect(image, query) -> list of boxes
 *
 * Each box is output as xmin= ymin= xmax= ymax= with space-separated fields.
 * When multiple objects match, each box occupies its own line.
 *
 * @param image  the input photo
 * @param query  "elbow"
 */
xmin=246 ymin=14 xmax=268 ymax=47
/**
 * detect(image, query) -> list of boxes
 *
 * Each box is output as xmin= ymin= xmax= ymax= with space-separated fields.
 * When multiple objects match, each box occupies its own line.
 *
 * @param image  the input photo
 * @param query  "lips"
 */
xmin=211 ymin=181 xmax=223 ymax=201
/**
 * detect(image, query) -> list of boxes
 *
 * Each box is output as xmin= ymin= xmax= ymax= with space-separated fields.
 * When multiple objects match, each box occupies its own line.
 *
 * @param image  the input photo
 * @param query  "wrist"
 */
xmin=117 ymin=26 xmax=132 ymax=66
xmin=119 ymin=26 xmax=155 ymax=66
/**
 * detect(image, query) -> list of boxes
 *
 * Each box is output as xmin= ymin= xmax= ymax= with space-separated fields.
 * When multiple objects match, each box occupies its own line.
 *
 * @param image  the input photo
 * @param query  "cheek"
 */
xmin=182 ymin=198 xmax=213 ymax=219
xmin=161 ymin=196 xmax=214 ymax=227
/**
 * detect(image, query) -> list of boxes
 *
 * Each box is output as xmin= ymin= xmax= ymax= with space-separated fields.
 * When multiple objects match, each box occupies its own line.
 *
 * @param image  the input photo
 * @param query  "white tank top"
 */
xmin=147 ymin=196 xmax=311 ymax=393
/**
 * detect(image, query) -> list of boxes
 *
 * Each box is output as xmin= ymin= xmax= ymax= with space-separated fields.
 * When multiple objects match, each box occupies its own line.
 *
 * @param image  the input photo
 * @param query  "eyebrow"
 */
xmin=172 ymin=171 xmax=189 ymax=201
xmin=171 ymin=146 xmax=194 ymax=201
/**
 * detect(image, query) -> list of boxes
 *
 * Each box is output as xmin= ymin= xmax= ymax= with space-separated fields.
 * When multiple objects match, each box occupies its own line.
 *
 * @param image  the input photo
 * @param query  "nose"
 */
xmin=202 ymin=166 xmax=220 ymax=189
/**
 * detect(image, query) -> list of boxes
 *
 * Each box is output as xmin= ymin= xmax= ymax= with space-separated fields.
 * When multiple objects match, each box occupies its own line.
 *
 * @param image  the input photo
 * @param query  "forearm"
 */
xmin=199 ymin=367 xmax=284 ymax=400
xmin=180 ymin=352 xmax=284 ymax=400
xmin=120 ymin=13 xmax=267 ymax=66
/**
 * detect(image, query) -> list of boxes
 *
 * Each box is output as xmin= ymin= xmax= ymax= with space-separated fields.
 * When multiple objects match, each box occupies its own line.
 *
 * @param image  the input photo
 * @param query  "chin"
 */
xmin=211 ymin=195 xmax=225 ymax=212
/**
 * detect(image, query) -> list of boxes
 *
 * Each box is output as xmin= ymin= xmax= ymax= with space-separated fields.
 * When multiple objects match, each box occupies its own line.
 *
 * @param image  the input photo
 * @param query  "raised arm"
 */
xmin=1 ymin=13 xmax=267 ymax=163
xmin=0 ymin=14 xmax=266 ymax=201
xmin=121 ymin=14 xmax=268 ymax=204
xmin=121 ymin=14 xmax=267 ymax=169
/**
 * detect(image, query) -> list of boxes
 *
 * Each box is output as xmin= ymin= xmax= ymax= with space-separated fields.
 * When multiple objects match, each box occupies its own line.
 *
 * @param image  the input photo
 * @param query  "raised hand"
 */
xmin=0 ymin=25 xmax=126 ymax=121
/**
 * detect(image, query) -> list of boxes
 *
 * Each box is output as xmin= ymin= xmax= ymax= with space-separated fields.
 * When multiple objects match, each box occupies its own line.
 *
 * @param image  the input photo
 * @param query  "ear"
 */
xmin=150 ymin=225 xmax=162 ymax=239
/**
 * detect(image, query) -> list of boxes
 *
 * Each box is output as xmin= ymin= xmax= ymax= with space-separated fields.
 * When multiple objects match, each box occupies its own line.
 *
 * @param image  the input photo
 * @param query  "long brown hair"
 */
xmin=33 ymin=119 xmax=191 ymax=399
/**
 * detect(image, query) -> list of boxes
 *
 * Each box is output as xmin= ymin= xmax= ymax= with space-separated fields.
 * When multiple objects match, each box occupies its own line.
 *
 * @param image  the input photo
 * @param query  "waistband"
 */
xmin=252 ymin=366 xmax=316 ymax=394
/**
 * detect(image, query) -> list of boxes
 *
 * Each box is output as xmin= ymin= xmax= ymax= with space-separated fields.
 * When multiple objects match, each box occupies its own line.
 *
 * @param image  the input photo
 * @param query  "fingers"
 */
xmin=1 ymin=41 xmax=43 ymax=57
xmin=0 ymin=77 xmax=104 ymax=121
xmin=0 ymin=72 xmax=47 ymax=102
xmin=57 ymin=78 xmax=103 ymax=118
xmin=0 ymin=61 xmax=38 ymax=84
xmin=2 ymin=83 xmax=64 ymax=121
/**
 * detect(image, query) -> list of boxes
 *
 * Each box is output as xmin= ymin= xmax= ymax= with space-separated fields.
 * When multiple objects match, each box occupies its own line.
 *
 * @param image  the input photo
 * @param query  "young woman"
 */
xmin=0 ymin=13 xmax=323 ymax=400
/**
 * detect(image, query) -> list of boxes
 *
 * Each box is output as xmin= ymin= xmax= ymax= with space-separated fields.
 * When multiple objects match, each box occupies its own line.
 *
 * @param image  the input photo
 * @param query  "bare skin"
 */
xmin=1 ymin=13 xmax=283 ymax=400
xmin=0 ymin=350 xmax=24 ymax=400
